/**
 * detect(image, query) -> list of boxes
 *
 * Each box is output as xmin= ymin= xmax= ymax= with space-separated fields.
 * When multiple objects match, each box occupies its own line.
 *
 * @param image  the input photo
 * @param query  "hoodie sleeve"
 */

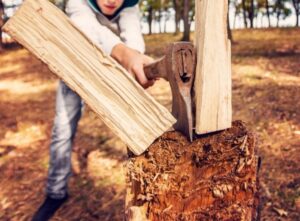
xmin=118 ymin=5 xmax=145 ymax=53
xmin=65 ymin=0 xmax=122 ymax=55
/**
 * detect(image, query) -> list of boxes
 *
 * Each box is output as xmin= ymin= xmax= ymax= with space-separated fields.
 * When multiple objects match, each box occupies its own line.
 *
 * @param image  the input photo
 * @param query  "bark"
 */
xmin=125 ymin=121 xmax=260 ymax=221
xmin=265 ymin=0 xmax=271 ymax=27
xmin=182 ymin=0 xmax=190 ymax=41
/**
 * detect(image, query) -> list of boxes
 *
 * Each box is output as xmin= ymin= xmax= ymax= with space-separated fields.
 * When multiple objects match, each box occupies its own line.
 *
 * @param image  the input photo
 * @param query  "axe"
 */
xmin=144 ymin=42 xmax=196 ymax=141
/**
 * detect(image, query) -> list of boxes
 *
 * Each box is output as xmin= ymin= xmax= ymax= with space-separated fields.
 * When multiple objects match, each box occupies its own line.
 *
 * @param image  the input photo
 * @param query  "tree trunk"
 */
xmin=158 ymin=9 xmax=162 ymax=34
xmin=227 ymin=0 xmax=233 ymax=42
xmin=182 ymin=0 xmax=190 ymax=41
xmin=148 ymin=6 xmax=153 ymax=35
xmin=265 ymin=0 xmax=271 ymax=27
xmin=276 ymin=0 xmax=281 ymax=27
xmin=249 ymin=0 xmax=255 ymax=28
xmin=233 ymin=1 xmax=238 ymax=29
xmin=0 ymin=0 xmax=4 ymax=50
xmin=292 ymin=0 xmax=300 ymax=27
xmin=173 ymin=0 xmax=181 ymax=34
xmin=242 ymin=0 xmax=248 ymax=28
xmin=163 ymin=11 xmax=167 ymax=33
xmin=125 ymin=121 xmax=260 ymax=221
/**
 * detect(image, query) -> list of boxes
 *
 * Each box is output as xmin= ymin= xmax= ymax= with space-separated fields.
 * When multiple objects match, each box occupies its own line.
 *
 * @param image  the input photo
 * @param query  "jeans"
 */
xmin=46 ymin=81 xmax=83 ymax=199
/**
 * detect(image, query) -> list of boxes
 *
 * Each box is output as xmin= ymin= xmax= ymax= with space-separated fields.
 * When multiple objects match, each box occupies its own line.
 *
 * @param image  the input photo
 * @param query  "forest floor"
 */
xmin=0 ymin=28 xmax=299 ymax=220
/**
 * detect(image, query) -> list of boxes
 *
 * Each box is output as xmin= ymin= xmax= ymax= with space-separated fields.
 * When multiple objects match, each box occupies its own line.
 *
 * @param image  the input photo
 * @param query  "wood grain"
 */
xmin=3 ymin=0 xmax=176 ymax=155
xmin=194 ymin=0 xmax=232 ymax=134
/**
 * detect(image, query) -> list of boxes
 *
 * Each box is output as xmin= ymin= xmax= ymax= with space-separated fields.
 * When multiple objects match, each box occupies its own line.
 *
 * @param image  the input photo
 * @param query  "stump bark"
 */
xmin=125 ymin=121 xmax=260 ymax=221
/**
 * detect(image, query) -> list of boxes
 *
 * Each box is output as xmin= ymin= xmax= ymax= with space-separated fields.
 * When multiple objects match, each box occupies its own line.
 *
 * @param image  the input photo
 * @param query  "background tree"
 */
xmin=228 ymin=0 xmax=233 ymax=41
xmin=172 ymin=0 xmax=181 ymax=34
xmin=182 ymin=0 xmax=193 ymax=41
xmin=274 ymin=0 xmax=292 ymax=27
xmin=264 ymin=0 xmax=271 ymax=27
xmin=292 ymin=0 xmax=300 ymax=27
xmin=0 ymin=0 xmax=4 ymax=50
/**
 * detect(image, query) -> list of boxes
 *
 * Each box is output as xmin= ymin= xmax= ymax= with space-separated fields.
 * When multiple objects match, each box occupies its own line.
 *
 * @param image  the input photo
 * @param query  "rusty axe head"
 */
xmin=144 ymin=42 xmax=196 ymax=141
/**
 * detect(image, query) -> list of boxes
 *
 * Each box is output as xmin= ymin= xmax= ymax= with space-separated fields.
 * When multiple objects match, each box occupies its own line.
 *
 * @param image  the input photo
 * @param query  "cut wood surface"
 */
xmin=194 ymin=0 xmax=232 ymax=134
xmin=125 ymin=121 xmax=260 ymax=221
xmin=3 ymin=0 xmax=176 ymax=155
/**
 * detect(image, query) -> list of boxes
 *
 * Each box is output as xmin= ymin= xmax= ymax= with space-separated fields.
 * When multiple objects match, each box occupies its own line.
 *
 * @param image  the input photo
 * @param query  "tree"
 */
xmin=249 ymin=0 xmax=255 ymax=28
xmin=182 ymin=0 xmax=190 ymax=41
xmin=0 ymin=0 xmax=4 ymax=50
xmin=274 ymin=0 xmax=292 ymax=27
xmin=242 ymin=0 xmax=249 ymax=28
xmin=172 ymin=0 xmax=181 ymax=34
xmin=228 ymin=0 xmax=233 ymax=42
xmin=265 ymin=0 xmax=271 ymax=27
xmin=292 ymin=0 xmax=300 ymax=27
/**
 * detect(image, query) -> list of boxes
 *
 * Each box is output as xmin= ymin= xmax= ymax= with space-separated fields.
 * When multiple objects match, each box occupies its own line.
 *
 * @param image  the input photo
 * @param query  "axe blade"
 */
xmin=144 ymin=42 xmax=196 ymax=142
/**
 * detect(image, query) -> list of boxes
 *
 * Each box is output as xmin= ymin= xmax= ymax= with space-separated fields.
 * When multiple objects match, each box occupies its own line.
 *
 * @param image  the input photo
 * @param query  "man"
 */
xmin=32 ymin=0 xmax=153 ymax=220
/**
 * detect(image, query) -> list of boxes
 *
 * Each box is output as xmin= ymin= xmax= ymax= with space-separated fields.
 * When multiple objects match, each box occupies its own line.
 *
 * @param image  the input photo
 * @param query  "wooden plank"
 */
xmin=3 ymin=0 xmax=176 ymax=155
xmin=194 ymin=0 xmax=232 ymax=134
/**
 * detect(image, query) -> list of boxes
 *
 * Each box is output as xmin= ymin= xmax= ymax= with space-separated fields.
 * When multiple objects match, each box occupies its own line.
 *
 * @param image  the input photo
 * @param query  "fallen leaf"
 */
xmin=273 ymin=207 xmax=288 ymax=217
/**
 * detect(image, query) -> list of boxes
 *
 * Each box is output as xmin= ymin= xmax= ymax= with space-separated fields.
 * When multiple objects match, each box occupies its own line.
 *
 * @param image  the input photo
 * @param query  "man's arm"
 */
xmin=66 ymin=0 xmax=153 ymax=88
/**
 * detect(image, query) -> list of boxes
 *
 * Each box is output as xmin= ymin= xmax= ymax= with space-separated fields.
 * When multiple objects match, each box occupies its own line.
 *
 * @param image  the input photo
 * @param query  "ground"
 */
xmin=0 ymin=28 xmax=299 ymax=220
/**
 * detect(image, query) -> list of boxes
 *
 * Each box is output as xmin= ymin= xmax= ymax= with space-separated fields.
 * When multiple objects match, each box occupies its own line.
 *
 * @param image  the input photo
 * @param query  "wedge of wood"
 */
xmin=3 ymin=0 xmax=176 ymax=155
xmin=194 ymin=0 xmax=232 ymax=134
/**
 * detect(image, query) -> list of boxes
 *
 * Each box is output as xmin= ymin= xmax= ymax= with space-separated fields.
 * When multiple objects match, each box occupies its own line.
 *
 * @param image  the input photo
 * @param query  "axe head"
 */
xmin=165 ymin=42 xmax=196 ymax=142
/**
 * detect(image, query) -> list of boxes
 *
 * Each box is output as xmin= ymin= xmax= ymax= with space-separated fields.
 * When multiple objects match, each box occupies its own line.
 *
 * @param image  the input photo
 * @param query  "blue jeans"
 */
xmin=46 ymin=81 xmax=83 ymax=199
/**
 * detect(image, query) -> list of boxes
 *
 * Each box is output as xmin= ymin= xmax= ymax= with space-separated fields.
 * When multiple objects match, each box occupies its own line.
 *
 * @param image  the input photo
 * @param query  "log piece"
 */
xmin=125 ymin=121 xmax=259 ymax=221
xmin=194 ymin=0 xmax=232 ymax=134
xmin=2 ymin=0 xmax=176 ymax=155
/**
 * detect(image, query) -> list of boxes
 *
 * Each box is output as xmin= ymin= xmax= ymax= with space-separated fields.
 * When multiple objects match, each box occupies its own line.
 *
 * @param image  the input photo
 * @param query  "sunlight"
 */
xmin=0 ymin=79 xmax=54 ymax=95
xmin=0 ymin=122 xmax=47 ymax=148
xmin=0 ymin=63 xmax=24 ymax=76
xmin=233 ymin=64 xmax=300 ymax=86
xmin=87 ymin=150 xmax=125 ymax=187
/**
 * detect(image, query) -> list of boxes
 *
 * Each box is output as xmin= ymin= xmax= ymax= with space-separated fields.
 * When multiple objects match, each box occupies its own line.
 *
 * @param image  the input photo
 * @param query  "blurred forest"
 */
xmin=1 ymin=0 xmax=300 ymax=46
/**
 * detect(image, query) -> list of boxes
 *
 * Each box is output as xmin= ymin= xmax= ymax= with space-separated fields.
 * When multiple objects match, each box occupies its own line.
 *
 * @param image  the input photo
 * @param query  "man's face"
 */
xmin=96 ymin=0 xmax=125 ymax=16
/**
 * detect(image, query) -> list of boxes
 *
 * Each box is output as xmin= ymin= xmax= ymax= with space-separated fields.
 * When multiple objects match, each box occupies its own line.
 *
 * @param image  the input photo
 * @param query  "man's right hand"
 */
xmin=111 ymin=43 xmax=155 ymax=89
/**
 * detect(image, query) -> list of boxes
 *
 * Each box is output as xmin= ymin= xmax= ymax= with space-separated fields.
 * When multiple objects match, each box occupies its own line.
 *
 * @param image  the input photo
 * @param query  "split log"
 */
xmin=125 ymin=121 xmax=260 ymax=221
xmin=2 ymin=0 xmax=176 ymax=155
xmin=194 ymin=0 xmax=232 ymax=134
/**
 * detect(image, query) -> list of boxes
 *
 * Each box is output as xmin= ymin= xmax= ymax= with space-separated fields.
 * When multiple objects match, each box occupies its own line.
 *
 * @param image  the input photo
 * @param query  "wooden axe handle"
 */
xmin=143 ymin=56 xmax=168 ymax=80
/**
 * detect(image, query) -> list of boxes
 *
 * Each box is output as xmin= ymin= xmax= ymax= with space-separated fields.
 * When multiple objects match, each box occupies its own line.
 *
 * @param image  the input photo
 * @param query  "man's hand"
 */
xmin=111 ymin=43 xmax=155 ymax=88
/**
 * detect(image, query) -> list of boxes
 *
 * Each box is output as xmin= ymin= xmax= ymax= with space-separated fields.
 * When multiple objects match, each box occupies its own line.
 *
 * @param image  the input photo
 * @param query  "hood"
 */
xmin=88 ymin=0 xmax=139 ymax=20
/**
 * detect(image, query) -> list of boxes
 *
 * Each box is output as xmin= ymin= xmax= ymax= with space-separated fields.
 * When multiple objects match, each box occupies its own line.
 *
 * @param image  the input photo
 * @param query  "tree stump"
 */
xmin=125 ymin=121 xmax=260 ymax=221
